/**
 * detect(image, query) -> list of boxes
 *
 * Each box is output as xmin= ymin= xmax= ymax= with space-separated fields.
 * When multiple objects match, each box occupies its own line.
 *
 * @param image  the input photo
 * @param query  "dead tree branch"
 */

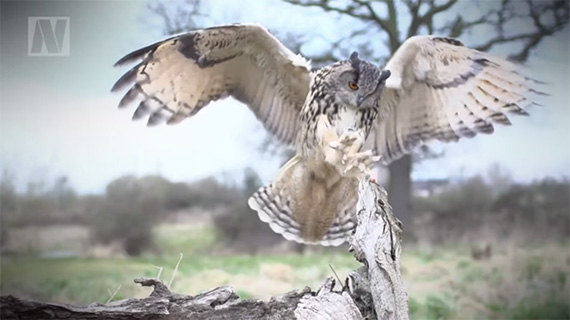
xmin=473 ymin=0 xmax=569 ymax=62
xmin=0 ymin=180 xmax=408 ymax=320
xmin=284 ymin=0 xmax=569 ymax=69
xmin=147 ymin=0 xmax=206 ymax=35
xmin=350 ymin=179 xmax=408 ymax=319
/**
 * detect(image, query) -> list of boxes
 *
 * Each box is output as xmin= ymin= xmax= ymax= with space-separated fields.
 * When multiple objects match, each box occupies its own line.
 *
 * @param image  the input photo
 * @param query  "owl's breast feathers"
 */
xmin=298 ymin=75 xmax=379 ymax=156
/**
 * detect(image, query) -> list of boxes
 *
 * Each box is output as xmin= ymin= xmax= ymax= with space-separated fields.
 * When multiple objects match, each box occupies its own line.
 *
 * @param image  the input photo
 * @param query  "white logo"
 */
xmin=28 ymin=17 xmax=70 ymax=56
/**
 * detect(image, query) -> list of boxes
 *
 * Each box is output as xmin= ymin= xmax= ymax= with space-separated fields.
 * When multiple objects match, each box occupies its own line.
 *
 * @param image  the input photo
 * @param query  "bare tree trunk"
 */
xmin=0 ymin=179 xmax=409 ymax=320
xmin=387 ymin=155 xmax=412 ymax=233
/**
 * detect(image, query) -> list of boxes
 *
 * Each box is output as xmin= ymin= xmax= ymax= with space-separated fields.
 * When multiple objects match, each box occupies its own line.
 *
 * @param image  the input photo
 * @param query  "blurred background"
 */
xmin=1 ymin=0 xmax=569 ymax=319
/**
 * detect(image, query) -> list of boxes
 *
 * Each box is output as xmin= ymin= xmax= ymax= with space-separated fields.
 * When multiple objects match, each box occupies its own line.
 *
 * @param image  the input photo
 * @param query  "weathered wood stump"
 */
xmin=0 ymin=179 xmax=409 ymax=320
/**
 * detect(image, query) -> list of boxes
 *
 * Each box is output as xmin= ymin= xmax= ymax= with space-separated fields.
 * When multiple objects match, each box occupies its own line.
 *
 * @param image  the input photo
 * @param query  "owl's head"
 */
xmin=323 ymin=52 xmax=390 ymax=110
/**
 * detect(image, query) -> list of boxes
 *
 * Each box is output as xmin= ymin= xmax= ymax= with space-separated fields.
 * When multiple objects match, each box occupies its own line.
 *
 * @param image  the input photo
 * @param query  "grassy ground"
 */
xmin=1 ymin=224 xmax=569 ymax=319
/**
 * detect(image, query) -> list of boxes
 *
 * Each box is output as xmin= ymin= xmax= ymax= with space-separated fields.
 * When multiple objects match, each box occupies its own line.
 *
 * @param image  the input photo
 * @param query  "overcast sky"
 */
xmin=1 ymin=0 xmax=569 ymax=194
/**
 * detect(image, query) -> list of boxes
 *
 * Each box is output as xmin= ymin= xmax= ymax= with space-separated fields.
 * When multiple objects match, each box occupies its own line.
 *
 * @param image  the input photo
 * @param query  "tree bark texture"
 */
xmin=0 ymin=179 xmax=408 ymax=320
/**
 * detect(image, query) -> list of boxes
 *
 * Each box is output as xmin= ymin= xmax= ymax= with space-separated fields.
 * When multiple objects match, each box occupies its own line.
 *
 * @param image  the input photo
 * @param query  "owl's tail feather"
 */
xmin=248 ymin=156 xmax=304 ymax=244
xmin=247 ymin=156 xmax=353 ymax=247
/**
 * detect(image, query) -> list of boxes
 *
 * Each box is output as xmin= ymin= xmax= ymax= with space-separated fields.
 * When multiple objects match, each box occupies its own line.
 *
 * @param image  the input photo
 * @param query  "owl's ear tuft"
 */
xmin=349 ymin=51 xmax=360 ymax=69
xmin=380 ymin=69 xmax=391 ymax=82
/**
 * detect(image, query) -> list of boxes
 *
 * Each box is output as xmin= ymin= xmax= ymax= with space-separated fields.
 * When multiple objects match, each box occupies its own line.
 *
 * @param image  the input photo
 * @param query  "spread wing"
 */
xmin=111 ymin=23 xmax=311 ymax=145
xmin=371 ymin=35 xmax=543 ymax=164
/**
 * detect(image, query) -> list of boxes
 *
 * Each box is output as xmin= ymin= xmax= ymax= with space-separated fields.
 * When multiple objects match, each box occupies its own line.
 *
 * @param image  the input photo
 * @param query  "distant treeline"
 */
xmin=0 ymin=169 xmax=256 ymax=255
xmin=412 ymin=174 xmax=569 ymax=245
xmin=1 ymin=167 xmax=568 ymax=255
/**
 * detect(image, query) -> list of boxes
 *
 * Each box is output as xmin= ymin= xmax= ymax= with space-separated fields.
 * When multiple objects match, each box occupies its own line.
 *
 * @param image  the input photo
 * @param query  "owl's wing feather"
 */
xmin=372 ymin=35 xmax=543 ymax=164
xmin=112 ymin=23 xmax=311 ymax=145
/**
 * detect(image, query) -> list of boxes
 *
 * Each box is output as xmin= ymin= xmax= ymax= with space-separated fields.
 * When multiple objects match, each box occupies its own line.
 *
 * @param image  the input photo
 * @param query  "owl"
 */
xmin=112 ymin=23 xmax=540 ymax=246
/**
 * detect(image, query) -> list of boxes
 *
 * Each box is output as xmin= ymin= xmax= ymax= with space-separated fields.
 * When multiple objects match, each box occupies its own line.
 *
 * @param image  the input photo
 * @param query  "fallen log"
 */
xmin=0 ymin=179 xmax=409 ymax=320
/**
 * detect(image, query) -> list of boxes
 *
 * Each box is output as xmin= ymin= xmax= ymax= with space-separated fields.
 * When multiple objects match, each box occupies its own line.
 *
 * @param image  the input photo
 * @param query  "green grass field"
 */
xmin=1 ymin=224 xmax=569 ymax=319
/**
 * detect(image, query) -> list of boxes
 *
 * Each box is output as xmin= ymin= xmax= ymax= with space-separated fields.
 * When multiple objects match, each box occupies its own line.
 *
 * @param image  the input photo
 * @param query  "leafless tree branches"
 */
xmin=473 ymin=0 xmax=569 ymax=61
xmin=284 ymin=0 xmax=568 ymax=63
xmin=148 ymin=0 xmax=206 ymax=35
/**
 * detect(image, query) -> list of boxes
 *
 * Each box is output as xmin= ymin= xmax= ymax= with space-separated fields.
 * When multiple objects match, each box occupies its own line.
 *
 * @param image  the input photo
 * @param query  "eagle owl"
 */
xmin=112 ymin=23 xmax=541 ymax=246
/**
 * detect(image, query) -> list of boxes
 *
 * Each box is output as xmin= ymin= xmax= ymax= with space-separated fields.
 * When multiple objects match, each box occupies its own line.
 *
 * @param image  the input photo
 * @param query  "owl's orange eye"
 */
xmin=348 ymin=81 xmax=359 ymax=90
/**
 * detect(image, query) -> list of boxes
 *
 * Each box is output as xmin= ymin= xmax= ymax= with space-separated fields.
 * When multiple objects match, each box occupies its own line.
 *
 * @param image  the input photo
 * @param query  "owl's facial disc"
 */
xmin=333 ymin=53 xmax=390 ymax=109
xmin=355 ymin=67 xmax=391 ymax=108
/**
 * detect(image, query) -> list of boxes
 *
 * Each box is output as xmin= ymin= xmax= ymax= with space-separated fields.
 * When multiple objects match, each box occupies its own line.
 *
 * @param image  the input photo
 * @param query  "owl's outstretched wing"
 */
xmin=112 ymin=23 xmax=311 ymax=145
xmin=371 ymin=35 xmax=544 ymax=164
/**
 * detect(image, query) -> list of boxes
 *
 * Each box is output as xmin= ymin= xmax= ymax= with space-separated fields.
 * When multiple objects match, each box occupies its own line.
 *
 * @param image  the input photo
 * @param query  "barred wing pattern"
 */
xmin=111 ymin=25 xmax=544 ymax=247
xmin=372 ymin=35 xmax=542 ymax=164
xmin=111 ymin=23 xmax=312 ymax=145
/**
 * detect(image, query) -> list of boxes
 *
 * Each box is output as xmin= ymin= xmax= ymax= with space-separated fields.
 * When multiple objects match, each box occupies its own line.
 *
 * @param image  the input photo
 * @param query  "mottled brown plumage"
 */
xmin=112 ymin=24 xmax=542 ymax=246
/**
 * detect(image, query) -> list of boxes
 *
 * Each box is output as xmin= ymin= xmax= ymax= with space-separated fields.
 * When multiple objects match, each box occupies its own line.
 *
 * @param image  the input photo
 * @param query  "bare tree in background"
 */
xmin=148 ymin=0 xmax=205 ymax=33
xmin=281 ymin=0 xmax=568 ymax=230
xmin=148 ymin=0 xmax=569 ymax=230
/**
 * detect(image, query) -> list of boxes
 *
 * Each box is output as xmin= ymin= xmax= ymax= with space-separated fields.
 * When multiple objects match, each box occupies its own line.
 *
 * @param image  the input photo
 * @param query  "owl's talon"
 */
xmin=327 ymin=130 xmax=371 ymax=176
xmin=329 ymin=141 xmax=341 ymax=150
xmin=341 ymin=137 xmax=357 ymax=144
xmin=336 ymin=149 xmax=380 ymax=177
xmin=337 ymin=131 xmax=361 ymax=146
